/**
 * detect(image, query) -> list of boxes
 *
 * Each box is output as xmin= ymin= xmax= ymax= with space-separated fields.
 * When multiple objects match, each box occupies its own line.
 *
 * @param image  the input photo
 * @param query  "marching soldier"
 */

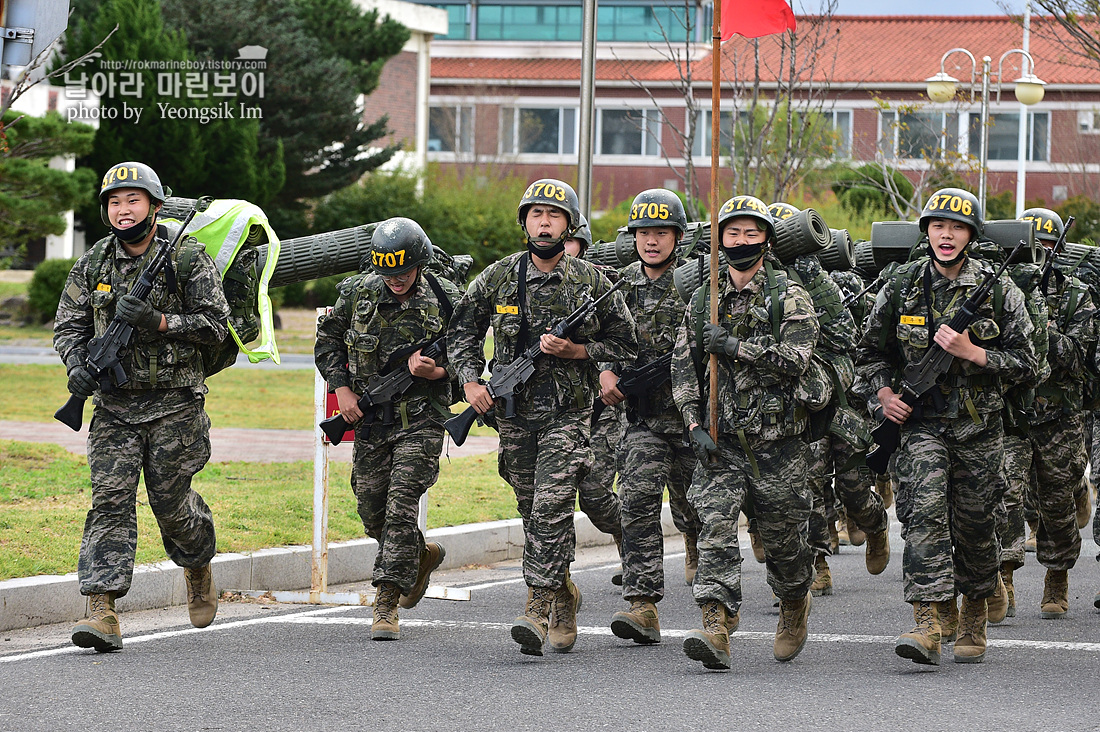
xmin=602 ymin=189 xmax=702 ymax=645
xmin=673 ymin=195 xmax=819 ymax=670
xmin=448 ymin=179 xmax=637 ymax=656
xmin=314 ymin=218 xmax=460 ymax=641
xmin=856 ymin=188 xmax=1037 ymax=666
xmin=54 ymin=162 xmax=230 ymax=652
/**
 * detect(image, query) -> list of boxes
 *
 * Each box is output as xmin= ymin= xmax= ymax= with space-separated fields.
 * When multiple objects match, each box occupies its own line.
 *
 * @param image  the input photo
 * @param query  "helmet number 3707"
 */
xmin=372 ymin=249 xmax=407 ymax=269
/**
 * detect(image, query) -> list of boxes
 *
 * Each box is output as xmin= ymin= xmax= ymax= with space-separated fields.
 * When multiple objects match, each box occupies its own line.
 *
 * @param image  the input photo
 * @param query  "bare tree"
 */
xmin=0 ymin=18 xmax=117 ymax=153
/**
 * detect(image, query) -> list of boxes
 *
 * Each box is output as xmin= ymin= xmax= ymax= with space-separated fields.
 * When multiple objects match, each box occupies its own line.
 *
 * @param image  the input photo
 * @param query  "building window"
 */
xmin=968 ymin=111 xmax=1050 ymax=162
xmin=501 ymin=107 xmax=576 ymax=155
xmin=432 ymin=4 xmax=469 ymax=40
xmin=692 ymin=110 xmax=736 ymax=157
xmin=428 ymin=105 xmax=474 ymax=153
xmin=879 ymin=110 xmax=960 ymax=160
xmin=597 ymin=4 xmax=691 ymax=42
xmin=829 ymin=110 xmax=852 ymax=158
xmin=471 ymin=3 xmax=690 ymax=42
xmin=599 ymin=108 xmax=661 ymax=156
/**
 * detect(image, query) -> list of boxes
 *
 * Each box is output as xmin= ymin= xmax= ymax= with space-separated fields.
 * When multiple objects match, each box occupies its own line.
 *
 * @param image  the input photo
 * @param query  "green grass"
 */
xmin=0 ymin=281 xmax=29 ymax=299
xmin=0 ymin=439 xmax=518 ymax=581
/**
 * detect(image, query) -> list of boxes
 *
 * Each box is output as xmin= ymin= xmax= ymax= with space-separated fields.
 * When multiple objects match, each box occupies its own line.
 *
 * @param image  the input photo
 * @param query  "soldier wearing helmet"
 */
xmin=54 ymin=162 xmax=231 ymax=652
xmin=448 ymin=178 xmax=638 ymax=657
xmin=672 ymin=193 xmax=820 ymax=669
xmin=563 ymin=215 xmax=593 ymax=259
xmin=1011 ymin=206 xmax=1096 ymax=621
xmin=599 ymin=188 xmax=700 ymax=645
xmin=315 ymin=216 xmax=463 ymax=641
xmin=856 ymin=186 xmax=1039 ymax=667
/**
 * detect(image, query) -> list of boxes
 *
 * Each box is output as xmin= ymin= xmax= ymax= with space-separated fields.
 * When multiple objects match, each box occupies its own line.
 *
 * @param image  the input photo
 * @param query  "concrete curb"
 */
xmin=0 ymin=506 xmax=680 ymax=633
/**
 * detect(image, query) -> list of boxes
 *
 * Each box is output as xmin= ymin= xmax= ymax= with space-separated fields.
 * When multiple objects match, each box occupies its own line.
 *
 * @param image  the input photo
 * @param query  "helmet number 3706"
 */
xmin=927 ymin=193 xmax=973 ymax=216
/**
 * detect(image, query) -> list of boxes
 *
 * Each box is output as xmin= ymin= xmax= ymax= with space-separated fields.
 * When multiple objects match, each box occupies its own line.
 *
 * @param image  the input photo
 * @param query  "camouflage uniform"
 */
xmin=53 ymin=227 xmax=230 ymax=597
xmin=1024 ymin=271 xmax=1096 ymax=571
xmin=855 ymin=256 xmax=1037 ymax=602
xmin=314 ymin=271 xmax=460 ymax=593
xmin=672 ymin=256 xmax=819 ymax=611
xmin=612 ymin=260 xmax=701 ymax=602
xmin=448 ymin=252 xmax=637 ymax=588
xmin=577 ymin=404 xmax=624 ymax=541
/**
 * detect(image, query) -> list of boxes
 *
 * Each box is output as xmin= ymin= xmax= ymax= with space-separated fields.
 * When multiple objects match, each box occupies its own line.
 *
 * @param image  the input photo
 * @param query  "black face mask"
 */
xmin=721 ymin=242 xmax=765 ymax=271
xmin=527 ymin=237 xmax=566 ymax=260
xmin=111 ymin=211 xmax=156 ymax=245
xmin=927 ymin=240 xmax=968 ymax=269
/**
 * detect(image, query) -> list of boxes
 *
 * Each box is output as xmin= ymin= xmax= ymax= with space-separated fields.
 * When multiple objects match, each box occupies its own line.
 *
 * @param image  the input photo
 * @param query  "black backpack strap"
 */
xmin=516 ymin=254 xmax=530 ymax=352
xmin=422 ymin=271 xmax=454 ymax=321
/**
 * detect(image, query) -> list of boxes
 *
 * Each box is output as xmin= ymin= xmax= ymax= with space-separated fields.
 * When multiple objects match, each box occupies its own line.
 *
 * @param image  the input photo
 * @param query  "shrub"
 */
xmin=28 ymin=258 xmax=77 ymax=322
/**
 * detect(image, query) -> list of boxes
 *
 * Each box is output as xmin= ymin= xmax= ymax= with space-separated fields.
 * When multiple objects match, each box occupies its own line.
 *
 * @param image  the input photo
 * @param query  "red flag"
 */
xmin=720 ymin=0 xmax=796 ymax=41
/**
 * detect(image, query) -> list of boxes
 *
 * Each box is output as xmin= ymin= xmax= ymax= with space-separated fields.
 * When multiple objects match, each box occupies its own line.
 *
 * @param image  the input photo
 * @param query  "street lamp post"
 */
xmin=925 ymin=47 xmax=1045 ymax=215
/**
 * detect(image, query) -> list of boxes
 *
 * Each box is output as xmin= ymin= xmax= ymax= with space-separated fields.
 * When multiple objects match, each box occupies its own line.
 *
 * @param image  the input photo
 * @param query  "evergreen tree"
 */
xmin=57 ymin=0 xmax=284 ymax=240
xmin=0 ymin=110 xmax=98 ymax=259
xmin=162 ymin=0 xmax=409 ymax=237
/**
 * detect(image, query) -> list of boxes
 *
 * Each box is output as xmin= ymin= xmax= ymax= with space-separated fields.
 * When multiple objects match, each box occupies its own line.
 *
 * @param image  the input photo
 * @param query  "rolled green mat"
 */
xmin=983 ymin=220 xmax=1041 ymax=264
xmin=771 ymin=208 xmax=831 ymax=264
xmin=673 ymin=252 xmax=732 ymax=303
xmin=817 ymin=229 xmax=854 ymax=271
xmin=586 ymin=230 xmax=637 ymax=269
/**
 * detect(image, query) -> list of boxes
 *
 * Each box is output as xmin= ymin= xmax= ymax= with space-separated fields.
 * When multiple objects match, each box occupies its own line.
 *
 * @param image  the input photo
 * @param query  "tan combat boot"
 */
xmin=810 ymin=554 xmax=833 ymax=597
xmin=828 ymin=520 xmax=840 ymax=555
xmin=837 ymin=519 xmax=851 ymax=547
xmin=71 ymin=592 xmax=123 ymax=653
xmin=894 ymin=601 xmax=941 ymax=666
xmin=611 ymin=597 xmax=661 ymax=645
xmin=1076 ymin=479 xmax=1092 ymax=529
xmin=1001 ymin=563 xmax=1017 ymax=618
xmin=1024 ymin=518 xmax=1038 ymax=553
xmin=399 ymin=542 xmax=446 ymax=609
xmin=372 ymin=582 xmax=400 ymax=640
xmin=1040 ymin=568 xmax=1069 ymax=619
xmin=845 ymin=515 xmax=867 ymax=547
xmin=865 ymin=529 xmax=890 ymax=575
xmin=940 ymin=595 xmax=959 ymax=642
xmin=684 ymin=533 xmax=699 ymax=585
xmin=183 ymin=564 xmax=218 ymax=628
xmin=547 ymin=572 xmax=582 ymax=653
xmin=511 ymin=586 xmax=554 ymax=656
xmin=875 ymin=474 xmax=894 ymax=510
xmin=683 ymin=600 xmax=731 ymax=670
xmin=749 ymin=529 xmax=766 ymax=563
xmin=953 ymin=594 xmax=988 ymax=663
xmin=987 ymin=572 xmax=1009 ymax=625
xmin=774 ymin=591 xmax=812 ymax=662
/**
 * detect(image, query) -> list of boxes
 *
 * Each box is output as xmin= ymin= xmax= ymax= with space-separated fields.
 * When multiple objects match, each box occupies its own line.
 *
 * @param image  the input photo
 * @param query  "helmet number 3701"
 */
xmin=926 ymin=193 xmax=973 ymax=216
xmin=372 ymin=249 xmax=407 ymax=269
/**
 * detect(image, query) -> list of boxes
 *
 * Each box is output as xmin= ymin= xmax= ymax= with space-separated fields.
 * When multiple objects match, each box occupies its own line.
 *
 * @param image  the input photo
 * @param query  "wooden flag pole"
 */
xmin=709 ymin=0 xmax=722 ymax=443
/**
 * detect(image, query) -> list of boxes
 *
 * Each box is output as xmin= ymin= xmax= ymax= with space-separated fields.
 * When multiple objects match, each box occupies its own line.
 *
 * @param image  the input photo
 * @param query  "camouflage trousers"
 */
xmin=807 ymin=434 xmax=889 ymax=555
xmin=1087 ymin=411 xmax=1100 ymax=489
xmin=351 ymin=416 xmax=443 ymax=594
xmin=894 ymin=414 xmax=1003 ymax=603
xmin=619 ymin=423 xmax=700 ymax=602
xmin=999 ymin=432 xmax=1030 ymax=569
xmin=577 ymin=406 xmax=623 ymax=541
xmin=79 ymin=401 xmax=216 ymax=597
xmin=1026 ymin=414 xmax=1084 ymax=571
xmin=498 ymin=411 xmax=591 ymax=589
xmin=689 ymin=433 xmax=813 ymax=612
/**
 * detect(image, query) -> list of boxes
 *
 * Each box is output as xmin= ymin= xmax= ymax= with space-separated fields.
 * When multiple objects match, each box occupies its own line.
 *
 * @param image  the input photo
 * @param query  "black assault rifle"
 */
xmin=54 ymin=206 xmax=202 ymax=431
xmin=865 ymin=239 xmax=1026 ymax=474
xmin=319 ymin=336 xmax=447 ymax=445
xmin=1039 ymin=215 xmax=1074 ymax=296
xmin=445 ymin=278 xmax=626 ymax=446
xmin=591 ymin=351 xmax=673 ymax=425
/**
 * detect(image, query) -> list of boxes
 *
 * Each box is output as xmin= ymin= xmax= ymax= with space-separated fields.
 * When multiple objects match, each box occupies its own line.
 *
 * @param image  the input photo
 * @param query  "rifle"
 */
xmin=592 ymin=352 xmax=673 ymax=425
xmin=842 ymin=275 xmax=886 ymax=309
xmin=54 ymin=205 xmax=202 ymax=431
xmin=446 ymin=278 xmax=626 ymax=446
xmin=1039 ymin=215 xmax=1074 ymax=296
xmin=319 ymin=336 xmax=446 ymax=446
xmin=865 ymin=239 xmax=1025 ymax=474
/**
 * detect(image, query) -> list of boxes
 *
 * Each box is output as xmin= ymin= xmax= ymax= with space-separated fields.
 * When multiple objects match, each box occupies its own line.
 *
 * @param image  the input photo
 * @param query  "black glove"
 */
xmin=116 ymin=294 xmax=163 ymax=331
xmin=67 ymin=366 xmax=98 ymax=398
xmin=702 ymin=322 xmax=740 ymax=358
xmin=690 ymin=425 xmax=717 ymax=463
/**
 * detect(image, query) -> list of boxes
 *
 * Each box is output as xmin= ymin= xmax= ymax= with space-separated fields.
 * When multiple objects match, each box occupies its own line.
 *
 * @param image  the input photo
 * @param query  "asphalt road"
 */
xmin=3 ymin=527 xmax=1099 ymax=732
